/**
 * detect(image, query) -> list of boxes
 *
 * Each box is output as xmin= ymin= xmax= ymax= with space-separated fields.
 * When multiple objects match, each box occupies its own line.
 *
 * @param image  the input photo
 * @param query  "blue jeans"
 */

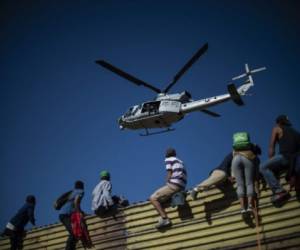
xmin=232 ymin=154 xmax=255 ymax=198
xmin=260 ymin=154 xmax=289 ymax=194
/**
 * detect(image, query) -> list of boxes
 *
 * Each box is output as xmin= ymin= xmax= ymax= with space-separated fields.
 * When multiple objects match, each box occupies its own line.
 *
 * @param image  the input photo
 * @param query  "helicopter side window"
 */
xmin=141 ymin=103 xmax=150 ymax=113
xmin=150 ymin=101 xmax=160 ymax=114
xmin=141 ymin=101 xmax=160 ymax=114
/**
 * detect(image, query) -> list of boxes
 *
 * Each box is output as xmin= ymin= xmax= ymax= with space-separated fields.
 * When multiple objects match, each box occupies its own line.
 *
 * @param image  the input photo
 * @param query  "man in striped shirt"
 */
xmin=150 ymin=148 xmax=187 ymax=229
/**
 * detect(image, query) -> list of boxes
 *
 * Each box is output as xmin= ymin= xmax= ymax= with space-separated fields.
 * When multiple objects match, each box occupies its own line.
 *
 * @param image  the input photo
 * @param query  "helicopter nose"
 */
xmin=118 ymin=116 xmax=124 ymax=125
xmin=118 ymin=117 xmax=125 ymax=130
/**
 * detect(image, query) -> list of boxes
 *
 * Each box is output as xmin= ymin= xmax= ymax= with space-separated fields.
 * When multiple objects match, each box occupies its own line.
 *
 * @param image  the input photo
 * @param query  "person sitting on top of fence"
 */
xmin=149 ymin=148 xmax=187 ymax=229
xmin=92 ymin=170 xmax=129 ymax=216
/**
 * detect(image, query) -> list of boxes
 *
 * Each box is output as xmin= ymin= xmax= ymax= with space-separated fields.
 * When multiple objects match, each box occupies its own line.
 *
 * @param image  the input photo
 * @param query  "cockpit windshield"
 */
xmin=124 ymin=105 xmax=140 ymax=117
xmin=124 ymin=107 xmax=133 ymax=117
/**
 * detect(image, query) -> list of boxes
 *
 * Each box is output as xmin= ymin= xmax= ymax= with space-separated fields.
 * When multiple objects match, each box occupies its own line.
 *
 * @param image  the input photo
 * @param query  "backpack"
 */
xmin=233 ymin=132 xmax=251 ymax=151
xmin=53 ymin=190 xmax=72 ymax=210
xmin=171 ymin=191 xmax=186 ymax=208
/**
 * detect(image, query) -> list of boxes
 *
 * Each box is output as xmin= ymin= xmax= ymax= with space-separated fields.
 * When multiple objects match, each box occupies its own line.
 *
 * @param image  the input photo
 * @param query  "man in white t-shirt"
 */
xmin=150 ymin=148 xmax=187 ymax=229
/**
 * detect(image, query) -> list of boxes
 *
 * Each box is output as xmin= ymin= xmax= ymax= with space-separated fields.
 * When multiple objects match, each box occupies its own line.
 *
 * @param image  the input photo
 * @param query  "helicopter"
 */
xmin=96 ymin=43 xmax=266 ymax=136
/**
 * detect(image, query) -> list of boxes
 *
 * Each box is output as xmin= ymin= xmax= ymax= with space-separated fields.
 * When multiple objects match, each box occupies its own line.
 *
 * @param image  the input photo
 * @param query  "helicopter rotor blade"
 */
xmin=200 ymin=109 xmax=221 ymax=117
xmin=95 ymin=60 xmax=161 ymax=93
xmin=232 ymin=73 xmax=247 ymax=81
xmin=163 ymin=43 xmax=208 ymax=93
xmin=251 ymin=67 xmax=266 ymax=73
xmin=232 ymin=66 xmax=266 ymax=81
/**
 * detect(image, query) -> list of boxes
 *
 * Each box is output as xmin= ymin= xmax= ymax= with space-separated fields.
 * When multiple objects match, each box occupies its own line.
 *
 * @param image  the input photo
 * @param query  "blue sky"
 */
xmin=1 ymin=1 xmax=299 ymax=228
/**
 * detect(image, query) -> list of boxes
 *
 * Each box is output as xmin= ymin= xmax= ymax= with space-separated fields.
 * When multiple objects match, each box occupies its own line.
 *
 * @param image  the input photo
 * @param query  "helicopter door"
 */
xmin=159 ymin=100 xmax=181 ymax=113
xmin=141 ymin=101 xmax=160 ymax=115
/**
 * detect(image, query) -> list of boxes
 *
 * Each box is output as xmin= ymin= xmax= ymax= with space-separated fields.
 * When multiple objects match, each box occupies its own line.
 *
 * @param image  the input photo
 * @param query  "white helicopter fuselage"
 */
xmin=118 ymin=82 xmax=249 ymax=130
xmin=118 ymin=100 xmax=184 ymax=130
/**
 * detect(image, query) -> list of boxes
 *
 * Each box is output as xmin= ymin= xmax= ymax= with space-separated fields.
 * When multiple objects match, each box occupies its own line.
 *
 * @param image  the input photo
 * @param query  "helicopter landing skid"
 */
xmin=140 ymin=127 xmax=175 ymax=136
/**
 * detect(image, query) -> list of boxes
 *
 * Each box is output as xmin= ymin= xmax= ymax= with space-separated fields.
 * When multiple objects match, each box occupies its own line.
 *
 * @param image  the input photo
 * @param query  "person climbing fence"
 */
xmin=231 ymin=132 xmax=261 ymax=214
xmin=1 ymin=195 xmax=36 ymax=250
xmin=56 ymin=180 xmax=85 ymax=250
xmin=190 ymin=153 xmax=233 ymax=200
xmin=260 ymin=115 xmax=300 ymax=204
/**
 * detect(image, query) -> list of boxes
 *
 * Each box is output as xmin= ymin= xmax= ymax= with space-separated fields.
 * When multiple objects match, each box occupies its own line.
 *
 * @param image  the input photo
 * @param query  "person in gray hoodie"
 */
xmin=91 ymin=170 xmax=114 ymax=215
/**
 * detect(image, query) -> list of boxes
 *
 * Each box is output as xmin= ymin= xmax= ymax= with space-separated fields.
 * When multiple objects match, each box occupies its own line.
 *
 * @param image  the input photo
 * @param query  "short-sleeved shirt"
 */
xmin=60 ymin=189 xmax=84 ymax=215
xmin=165 ymin=156 xmax=187 ymax=189
xmin=212 ymin=153 xmax=233 ymax=176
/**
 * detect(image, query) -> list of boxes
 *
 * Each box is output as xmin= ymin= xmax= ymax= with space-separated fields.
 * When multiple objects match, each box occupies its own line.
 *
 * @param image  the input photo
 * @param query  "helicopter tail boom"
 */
xmin=228 ymin=83 xmax=244 ymax=106
xmin=180 ymin=81 xmax=252 ymax=115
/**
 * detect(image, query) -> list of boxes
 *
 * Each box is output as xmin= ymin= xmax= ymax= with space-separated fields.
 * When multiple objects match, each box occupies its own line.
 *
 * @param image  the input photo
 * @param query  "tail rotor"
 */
xmin=228 ymin=63 xmax=266 ymax=105
xmin=232 ymin=63 xmax=266 ymax=85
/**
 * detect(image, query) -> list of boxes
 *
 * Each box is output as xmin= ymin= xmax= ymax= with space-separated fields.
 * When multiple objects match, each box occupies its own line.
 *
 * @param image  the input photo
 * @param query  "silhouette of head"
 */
xmin=276 ymin=115 xmax=291 ymax=126
xmin=166 ymin=148 xmax=176 ymax=158
xmin=26 ymin=195 xmax=36 ymax=205
xmin=74 ymin=180 xmax=84 ymax=190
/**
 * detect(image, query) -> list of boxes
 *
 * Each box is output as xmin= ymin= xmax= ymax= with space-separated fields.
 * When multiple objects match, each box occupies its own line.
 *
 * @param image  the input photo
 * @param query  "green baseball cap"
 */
xmin=100 ymin=170 xmax=110 ymax=178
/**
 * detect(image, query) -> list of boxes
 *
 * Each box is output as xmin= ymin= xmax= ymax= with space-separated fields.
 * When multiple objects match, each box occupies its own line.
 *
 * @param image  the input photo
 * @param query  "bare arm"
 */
xmin=269 ymin=127 xmax=280 ymax=158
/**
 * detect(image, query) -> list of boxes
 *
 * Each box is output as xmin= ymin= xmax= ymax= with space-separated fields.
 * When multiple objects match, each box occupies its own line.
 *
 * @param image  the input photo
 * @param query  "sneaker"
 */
xmin=155 ymin=217 xmax=171 ymax=229
xmin=246 ymin=205 xmax=253 ymax=213
xmin=190 ymin=189 xmax=198 ymax=200
xmin=272 ymin=191 xmax=290 ymax=203
xmin=241 ymin=208 xmax=247 ymax=214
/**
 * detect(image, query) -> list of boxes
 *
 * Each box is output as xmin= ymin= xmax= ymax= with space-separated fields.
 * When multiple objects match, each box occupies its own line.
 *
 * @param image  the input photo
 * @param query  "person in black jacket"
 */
xmin=2 ymin=195 xmax=36 ymax=250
